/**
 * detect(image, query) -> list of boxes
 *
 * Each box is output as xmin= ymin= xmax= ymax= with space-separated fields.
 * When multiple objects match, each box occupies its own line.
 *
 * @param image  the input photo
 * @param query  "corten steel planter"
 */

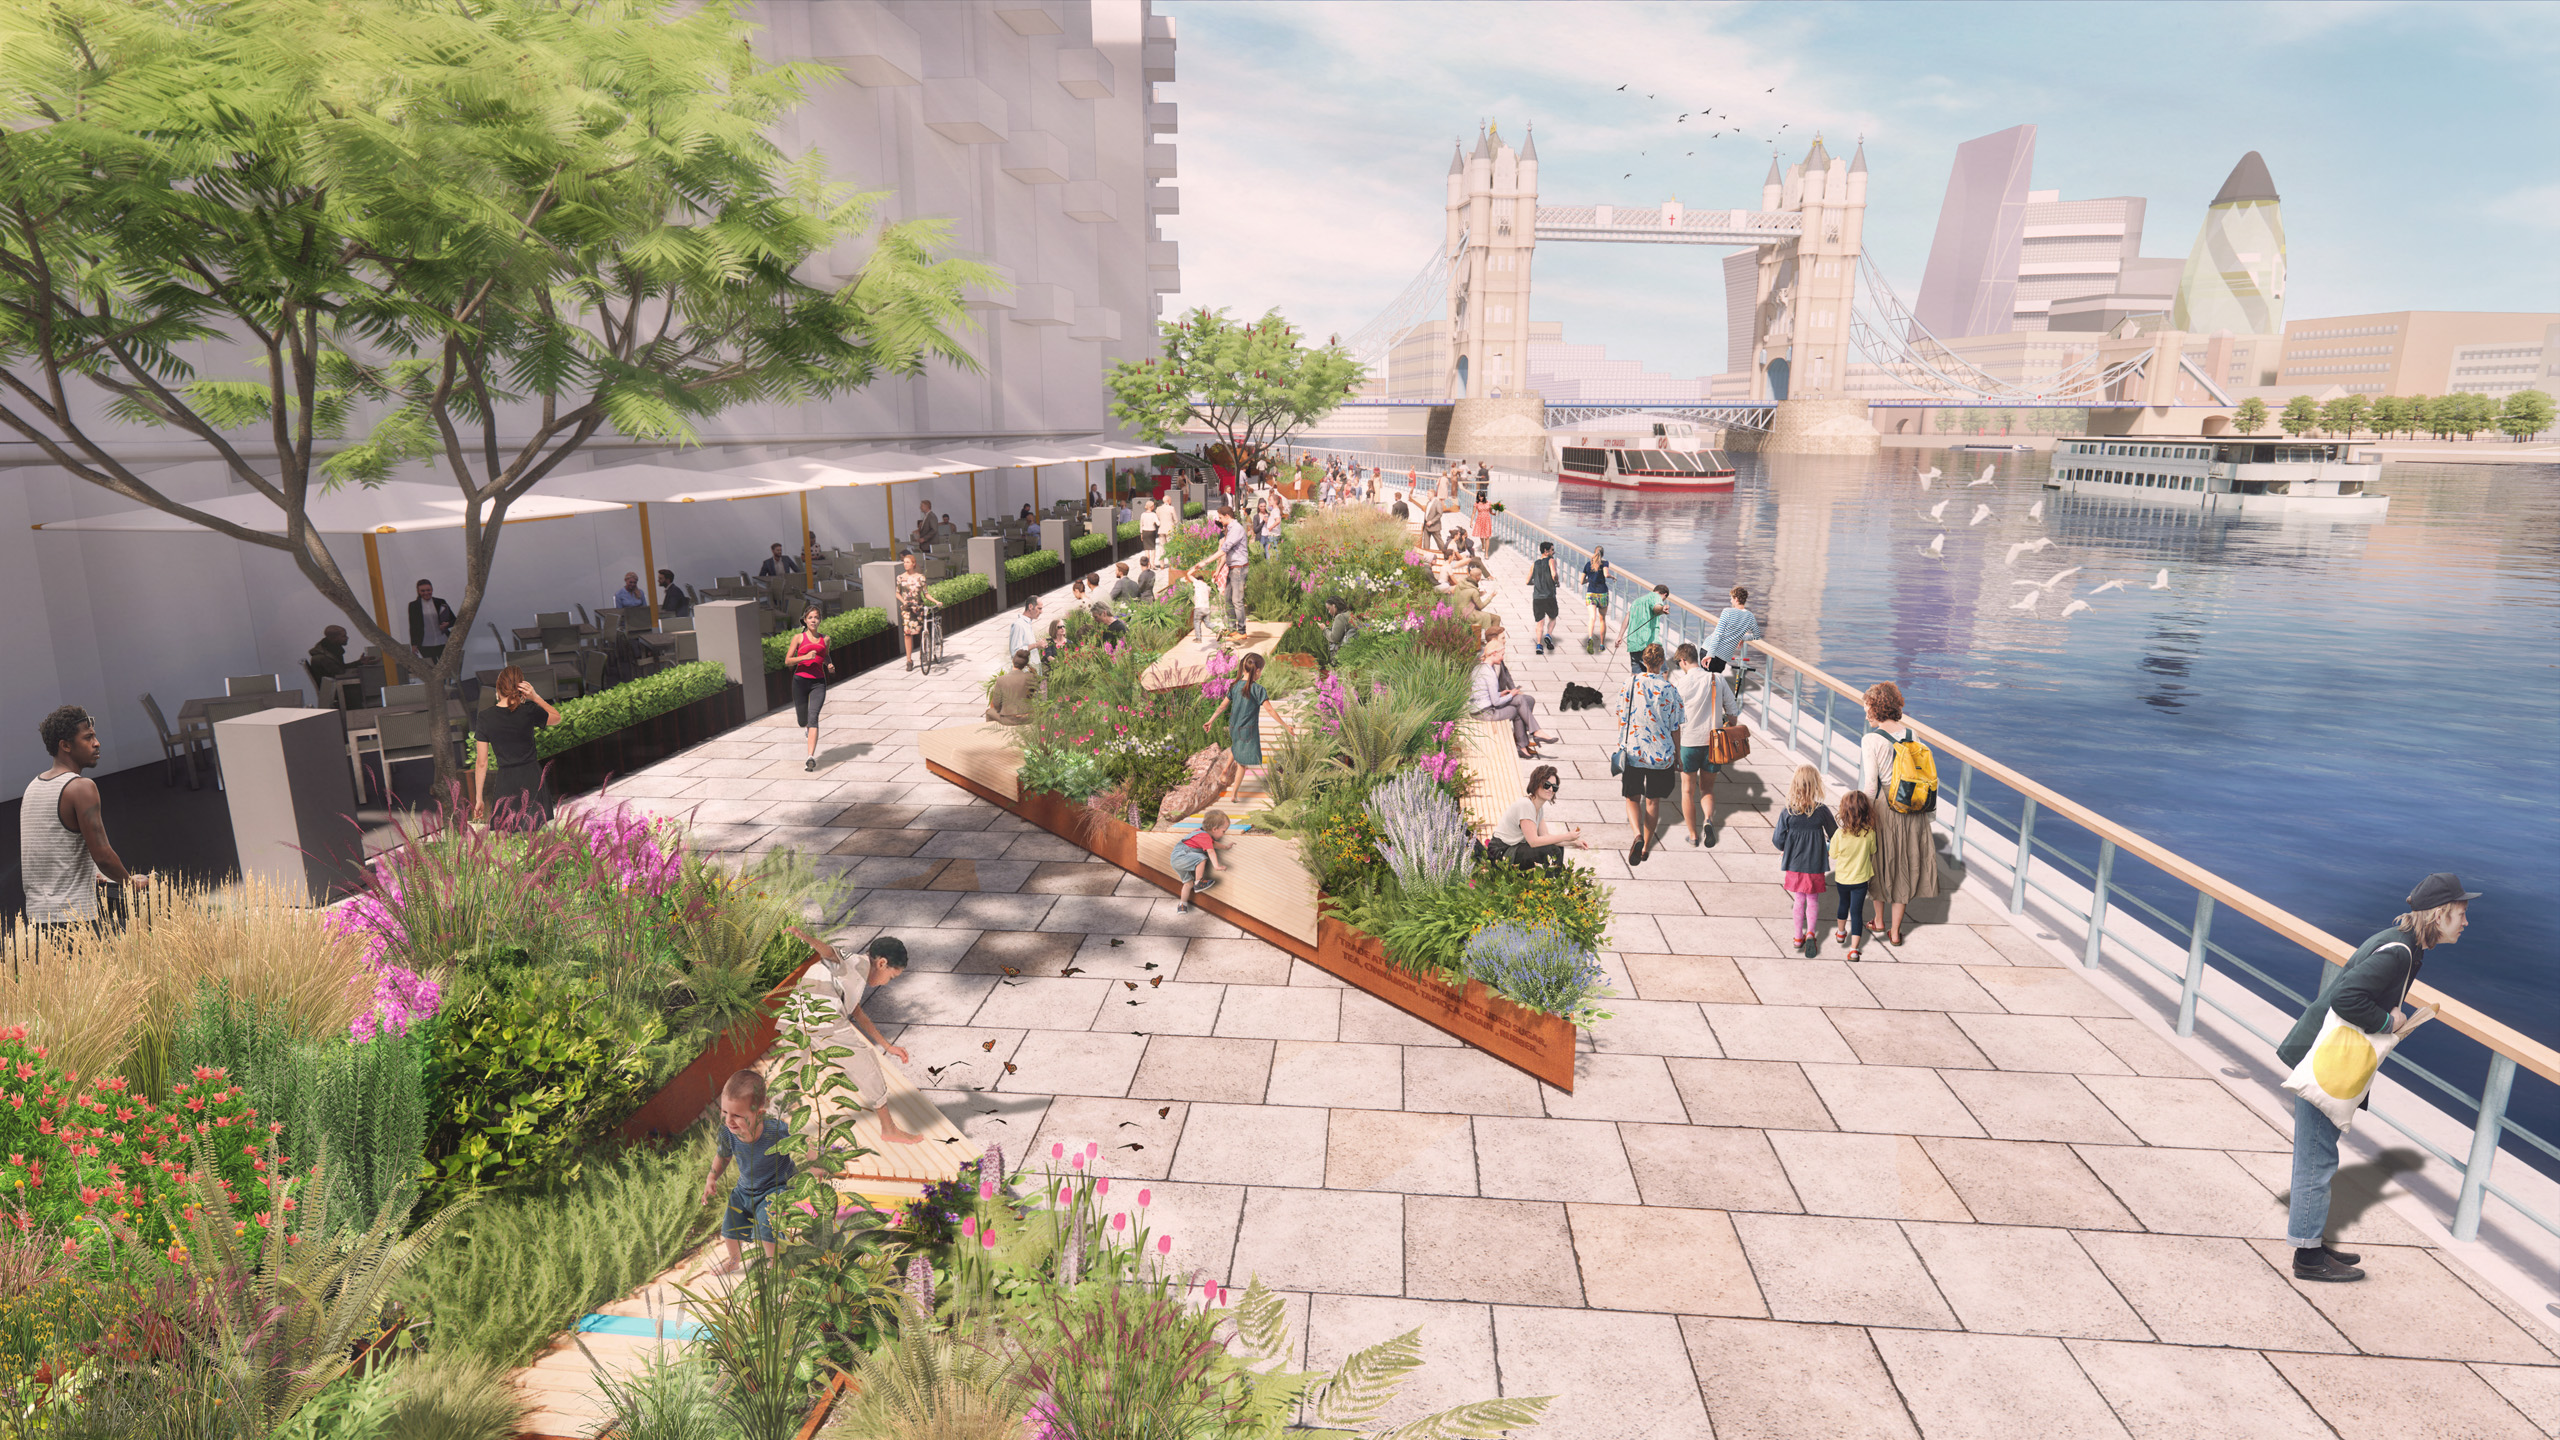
xmin=925 ymin=760 xmax=1578 ymax=1090
xmin=619 ymin=957 xmax=820 ymax=1143
xmin=544 ymin=683 xmax=746 ymax=799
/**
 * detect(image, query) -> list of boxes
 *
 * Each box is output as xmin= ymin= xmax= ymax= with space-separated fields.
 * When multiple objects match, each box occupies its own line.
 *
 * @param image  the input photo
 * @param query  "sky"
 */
xmin=1155 ymin=0 xmax=2560 ymax=381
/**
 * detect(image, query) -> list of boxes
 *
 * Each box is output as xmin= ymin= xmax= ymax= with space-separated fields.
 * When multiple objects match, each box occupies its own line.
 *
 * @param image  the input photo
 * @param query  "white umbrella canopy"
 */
xmin=29 ymin=478 xmax=627 ymax=534
xmin=539 ymin=463 xmax=824 ymax=505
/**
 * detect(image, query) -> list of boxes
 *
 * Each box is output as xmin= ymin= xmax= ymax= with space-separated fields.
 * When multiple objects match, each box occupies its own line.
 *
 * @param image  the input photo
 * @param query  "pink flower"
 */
xmin=1051 ymin=1142 xmax=1065 ymax=1160
xmin=1096 ymin=1178 xmax=1110 ymax=1198
xmin=1058 ymin=1183 xmax=1072 ymax=1206
xmin=1136 ymin=1187 xmax=1152 ymax=1207
xmin=980 ymin=1228 xmax=998 ymax=1250
xmin=962 ymin=1217 xmax=979 ymax=1240
xmin=1112 ymin=1212 xmax=1128 ymax=1232
xmin=1156 ymin=1235 xmax=1173 ymax=1255
xmin=1085 ymin=1142 xmax=1100 ymax=1159
xmin=1070 ymin=1154 xmax=1085 ymax=1171
xmin=979 ymin=1180 xmax=996 ymax=1200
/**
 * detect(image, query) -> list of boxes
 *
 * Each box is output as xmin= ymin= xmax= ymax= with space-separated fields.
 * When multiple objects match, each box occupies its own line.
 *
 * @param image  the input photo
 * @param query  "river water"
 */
xmin=1309 ymin=437 xmax=2560 ymax=1161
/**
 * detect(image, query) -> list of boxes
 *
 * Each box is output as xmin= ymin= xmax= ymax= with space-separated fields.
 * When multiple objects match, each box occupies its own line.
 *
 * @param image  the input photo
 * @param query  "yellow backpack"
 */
xmin=1870 ymin=726 xmax=1939 ymax=814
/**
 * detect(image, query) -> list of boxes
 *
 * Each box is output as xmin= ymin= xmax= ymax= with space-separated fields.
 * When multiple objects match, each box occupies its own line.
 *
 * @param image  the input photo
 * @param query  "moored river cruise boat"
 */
xmin=1549 ymin=417 xmax=1736 ymax=492
xmin=2045 ymin=435 xmax=2388 ymax=517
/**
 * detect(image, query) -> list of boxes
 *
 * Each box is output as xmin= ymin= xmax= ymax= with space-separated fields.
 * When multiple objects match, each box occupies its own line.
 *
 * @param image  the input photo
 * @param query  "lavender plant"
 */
xmin=1366 ymin=769 xmax=1471 ymax=892
xmin=1463 ymin=923 xmax=1614 ymax=1026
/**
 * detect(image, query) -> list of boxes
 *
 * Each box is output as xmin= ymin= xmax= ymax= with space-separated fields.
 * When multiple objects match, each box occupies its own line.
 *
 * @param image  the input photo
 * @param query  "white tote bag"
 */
xmin=2281 ymin=1004 xmax=2435 ymax=1132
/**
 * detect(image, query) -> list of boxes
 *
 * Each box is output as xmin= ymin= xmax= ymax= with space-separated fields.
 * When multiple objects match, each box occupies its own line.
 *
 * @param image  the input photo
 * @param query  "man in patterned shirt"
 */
xmin=1614 ymin=643 xmax=1684 ymax=866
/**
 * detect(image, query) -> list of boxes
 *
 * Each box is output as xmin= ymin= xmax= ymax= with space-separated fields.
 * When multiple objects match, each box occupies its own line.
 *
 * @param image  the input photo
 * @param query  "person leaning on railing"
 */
xmin=2275 ymin=873 xmax=2476 ymax=1284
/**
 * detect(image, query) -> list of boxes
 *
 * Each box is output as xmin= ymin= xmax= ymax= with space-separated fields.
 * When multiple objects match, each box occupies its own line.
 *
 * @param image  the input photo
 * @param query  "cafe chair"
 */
xmin=224 ymin=674 xmax=278 ymax=697
xmin=141 ymin=693 xmax=208 ymax=789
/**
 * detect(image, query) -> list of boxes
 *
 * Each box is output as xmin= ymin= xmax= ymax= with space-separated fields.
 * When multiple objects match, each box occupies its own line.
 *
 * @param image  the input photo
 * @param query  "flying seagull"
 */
xmin=2013 ymin=565 xmax=2083 ymax=591
xmin=2028 ymin=498 xmax=2045 ymax=520
xmin=2150 ymin=568 xmax=2172 ymax=590
xmin=2010 ymin=590 xmax=2041 ymax=612
xmin=1919 ymin=466 xmax=1942 ymax=485
xmin=1617 ymin=84 xmax=1628 ymax=90
xmin=1926 ymin=499 xmax=1949 ymax=520
xmin=2060 ymin=599 xmax=2092 ymax=617
xmin=2087 ymin=579 xmax=2129 ymax=594
xmin=1969 ymin=464 xmax=1997 ymax=486
xmin=1969 ymin=504 xmax=1993 ymax=526
xmin=1921 ymin=533 xmax=1945 ymax=558
xmin=2004 ymin=537 xmax=2054 ymax=563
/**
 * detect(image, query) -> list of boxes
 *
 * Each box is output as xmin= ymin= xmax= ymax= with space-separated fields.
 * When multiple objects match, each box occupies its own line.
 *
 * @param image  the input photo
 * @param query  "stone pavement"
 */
xmin=605 ymin=544 xmax=2560 ymax=1440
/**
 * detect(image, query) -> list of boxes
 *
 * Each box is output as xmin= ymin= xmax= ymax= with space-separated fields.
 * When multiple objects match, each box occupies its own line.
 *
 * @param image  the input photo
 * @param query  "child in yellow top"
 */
xmin=1830 ymin=790 xmax=1879 ymax=961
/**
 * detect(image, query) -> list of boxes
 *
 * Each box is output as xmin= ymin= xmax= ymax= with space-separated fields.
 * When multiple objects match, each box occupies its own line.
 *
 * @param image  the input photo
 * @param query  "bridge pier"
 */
xmin=1441 ymin=395 xmax=1548 ymax=460
xmin=1756 ymin=394 xmax=1880 ymax=456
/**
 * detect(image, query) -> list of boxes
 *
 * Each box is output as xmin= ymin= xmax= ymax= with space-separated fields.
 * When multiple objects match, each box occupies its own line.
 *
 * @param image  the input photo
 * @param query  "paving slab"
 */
xmin=1404 ymin=1195 xmax=1583 ymax=1306
xmin=1681 ymin=1317 xmax=1919 ymax=1440
xmin=2265 ymin=1351 xmax=2546 ymax=1440
xmin=1870 ymin=1329 xmax=2134 ymax=1440
xmin=1730 ymin=1212 xmax=1959 ymax=1330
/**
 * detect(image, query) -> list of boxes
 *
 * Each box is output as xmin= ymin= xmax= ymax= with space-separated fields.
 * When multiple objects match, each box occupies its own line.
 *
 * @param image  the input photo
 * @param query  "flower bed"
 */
xmin=936 ymin=503 xmax=1614 ymax=1088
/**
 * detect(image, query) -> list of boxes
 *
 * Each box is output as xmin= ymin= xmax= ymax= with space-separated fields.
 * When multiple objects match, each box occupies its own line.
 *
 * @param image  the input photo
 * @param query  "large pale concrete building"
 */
xmin=0 ymin=0 xmax=1178 ymax=781
xmin=2273 ymin=312 xmax=2560 ymax=398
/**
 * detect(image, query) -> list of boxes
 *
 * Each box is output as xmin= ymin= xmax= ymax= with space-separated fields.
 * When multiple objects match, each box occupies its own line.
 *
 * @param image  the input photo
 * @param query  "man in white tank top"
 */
xmin=20 ymin=706 xmax=147 ymax=929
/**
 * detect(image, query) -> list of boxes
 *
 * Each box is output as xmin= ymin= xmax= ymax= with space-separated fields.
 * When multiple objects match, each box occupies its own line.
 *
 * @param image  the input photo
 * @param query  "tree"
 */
xmin=2369 ymin=395 xmax=2411 ymax=439
xmin=2453 ymin=391 xmax=2500 ymax=439
xmin=2232 ymin=396 xmax=2268 ymax=434
xmin=2279 ymin=396 xmax=2319 ymax=436
xmin=2500 ymin=389 xmax=2556 ymax=441
xmin=1107 ymin=307 xmax=1367 ymax=465
xmin=2319 ymin=394 xmax=2370 ymax=438
xmin=0 ymin=0 xmax=988 ymax=795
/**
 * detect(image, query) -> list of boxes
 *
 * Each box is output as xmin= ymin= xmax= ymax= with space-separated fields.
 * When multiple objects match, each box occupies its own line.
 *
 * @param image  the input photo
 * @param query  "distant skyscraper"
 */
xmin=2174 ymin=152 xmax=2286 ymax=336
xmin=1913 ymin=124 xmax=2035 ymax=340
xmin=2010 ymin=193 xmax=2146 ymax=332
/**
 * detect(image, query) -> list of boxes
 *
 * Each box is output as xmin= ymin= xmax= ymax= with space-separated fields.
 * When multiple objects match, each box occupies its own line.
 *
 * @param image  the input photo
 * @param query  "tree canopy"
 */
xmin=1106 ymin=307 xmax=1366 ymax=462
xmin=0 ymin=0 xmax=988 ymax=786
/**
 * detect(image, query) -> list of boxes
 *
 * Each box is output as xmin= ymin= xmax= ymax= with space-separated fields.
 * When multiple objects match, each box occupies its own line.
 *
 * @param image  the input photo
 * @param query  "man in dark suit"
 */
xmin=408 ymin=579 xmax=457 ymax=663
xmin=758 ymin=542 xmax=800 ymax=578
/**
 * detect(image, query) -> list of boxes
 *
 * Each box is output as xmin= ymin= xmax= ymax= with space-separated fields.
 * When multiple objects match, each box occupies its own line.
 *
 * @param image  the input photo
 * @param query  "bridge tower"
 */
xmin=1748 ymin=136 xmax=1880 ymax=453
xmin=1442 ymin=123 xmax=1546 ymax=453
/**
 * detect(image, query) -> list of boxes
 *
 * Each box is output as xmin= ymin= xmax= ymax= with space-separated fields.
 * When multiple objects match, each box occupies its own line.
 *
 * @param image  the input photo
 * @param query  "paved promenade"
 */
xmin=606 ymin=537 xmax=2560 ymax=1439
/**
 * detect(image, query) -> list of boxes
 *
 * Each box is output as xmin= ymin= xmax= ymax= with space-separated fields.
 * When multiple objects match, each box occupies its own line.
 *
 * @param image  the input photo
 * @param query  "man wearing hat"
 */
xmin=2274 ymin=872 xmax=2477 ymax=1282
xmin=785 ymin=929 xmax=923 ymax=1145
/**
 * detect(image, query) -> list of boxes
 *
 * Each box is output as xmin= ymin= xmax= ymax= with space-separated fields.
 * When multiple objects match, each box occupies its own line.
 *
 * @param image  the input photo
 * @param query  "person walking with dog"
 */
xmin=1859 ymin=682 xmax=1941 ymax=944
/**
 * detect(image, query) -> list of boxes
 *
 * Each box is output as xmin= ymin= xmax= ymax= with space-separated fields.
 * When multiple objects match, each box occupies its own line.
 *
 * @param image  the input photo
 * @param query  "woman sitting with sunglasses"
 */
xmin=1490 ymin=765 xmax=1588 ymax=869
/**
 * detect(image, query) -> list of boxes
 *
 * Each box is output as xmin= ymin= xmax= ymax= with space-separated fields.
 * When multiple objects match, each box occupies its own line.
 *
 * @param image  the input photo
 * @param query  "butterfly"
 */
xmin=999 ymin=965 xmax=1022 ymax=978
xmin=1157 ymin=1106 xmax=1171 ymax=1118
xmin=1142 ymin=962 xmax=1159 ymax=971
xmin=980 ymin=1040 xmax=997 ymax=1052
xmin=940 ymin=1137 xmax=962 ymax=1145
xmin=1117 ymin=1143 xmax=1144 ymax=1152
xmin=1002 ymin=1062 xmax=1018 ymax=1075
xmin=1061 ymin=965 xmax=1085 ymax=976
xmin=1109 ymin=938 xmax=1126 ymax=947
xmin=1150 ymin=976 xmax=1164 ymax=988
xmin=1123 ymin=981 xmax=1139 ymax=991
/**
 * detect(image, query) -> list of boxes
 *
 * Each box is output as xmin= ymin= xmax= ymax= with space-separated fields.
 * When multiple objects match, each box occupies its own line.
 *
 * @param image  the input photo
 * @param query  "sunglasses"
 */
xmin=1539 ymin=781 xmax=1560 ymax=792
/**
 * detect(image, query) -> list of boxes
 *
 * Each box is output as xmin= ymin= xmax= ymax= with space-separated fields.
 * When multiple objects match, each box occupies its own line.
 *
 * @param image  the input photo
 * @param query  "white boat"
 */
xmin=1548 ymin=416 xmax=1735 ymax=492
xmin=2044 ymin=436 xmax=2388 ymax=517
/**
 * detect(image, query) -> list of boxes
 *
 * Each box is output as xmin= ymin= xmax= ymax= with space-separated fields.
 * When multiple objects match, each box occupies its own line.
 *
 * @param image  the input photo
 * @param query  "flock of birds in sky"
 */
xmin=1610 ymin=81 xmax=1786 ymax=180
xmin=1915 ymin=463 xmax=2172 ymax=620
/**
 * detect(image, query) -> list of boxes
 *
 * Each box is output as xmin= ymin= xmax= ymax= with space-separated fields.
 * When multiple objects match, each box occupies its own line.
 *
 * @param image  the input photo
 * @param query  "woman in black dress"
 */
xmin=473 ymin=664 xmax=562 ymax=829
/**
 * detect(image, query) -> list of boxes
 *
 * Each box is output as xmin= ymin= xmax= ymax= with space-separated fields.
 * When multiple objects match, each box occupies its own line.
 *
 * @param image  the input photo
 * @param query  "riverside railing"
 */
xmin=1476 ymin=493 xmax=2560 ymax=1247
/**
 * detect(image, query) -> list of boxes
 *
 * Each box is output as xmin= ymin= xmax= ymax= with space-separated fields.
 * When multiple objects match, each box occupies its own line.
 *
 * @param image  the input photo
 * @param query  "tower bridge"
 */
xmin=1344 ymin=124 xmax=2198 ymax=456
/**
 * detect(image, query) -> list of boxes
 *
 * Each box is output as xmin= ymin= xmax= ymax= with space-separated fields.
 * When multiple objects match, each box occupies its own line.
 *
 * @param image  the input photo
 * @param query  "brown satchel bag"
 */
xmin=1705 ymin=672 xmax=1752 ymax=766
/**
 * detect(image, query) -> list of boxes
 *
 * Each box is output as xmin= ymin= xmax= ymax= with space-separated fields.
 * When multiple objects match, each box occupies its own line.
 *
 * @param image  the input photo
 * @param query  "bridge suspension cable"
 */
xmin=1848 ymin=252 xmax=2152 ymax=406
xmin=1342 ymin=235 xmax=1453 ymax=378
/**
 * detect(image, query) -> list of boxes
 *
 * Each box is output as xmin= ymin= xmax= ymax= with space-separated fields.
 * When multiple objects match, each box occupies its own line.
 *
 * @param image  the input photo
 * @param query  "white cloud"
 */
xmin=2485 ymin=183 xmax=2560 ymax=234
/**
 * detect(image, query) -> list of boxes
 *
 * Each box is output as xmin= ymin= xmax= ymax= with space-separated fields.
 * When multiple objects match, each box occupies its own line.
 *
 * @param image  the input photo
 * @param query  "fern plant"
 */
xmin=1222 ymin=1279 xmax=1552 ymax=1439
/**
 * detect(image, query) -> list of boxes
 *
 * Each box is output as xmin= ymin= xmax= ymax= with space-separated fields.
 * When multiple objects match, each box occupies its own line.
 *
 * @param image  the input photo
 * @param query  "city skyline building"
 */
xmin=2173 ymin=151 xmax=2287 ymax=336
xmin=1911 ymin=124 xmax=2035 ymax=341
xmin=2273 ymin=311 xmax=2560 ymax=399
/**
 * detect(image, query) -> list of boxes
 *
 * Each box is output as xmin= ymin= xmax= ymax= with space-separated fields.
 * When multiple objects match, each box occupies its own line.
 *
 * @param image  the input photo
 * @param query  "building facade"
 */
xmin=0 ymin=0 xmax=1178 ymax=780
xmin=2172 ymin=152 xmax=2285 ymax=336
xmin=2276 ymin=312 xmax=2560 ymax=398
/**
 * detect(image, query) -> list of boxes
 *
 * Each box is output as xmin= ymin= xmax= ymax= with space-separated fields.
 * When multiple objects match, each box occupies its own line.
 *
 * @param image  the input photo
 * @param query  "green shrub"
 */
xmin=1018 ymin=745 xmax=1111 ymax=802
xmin=1335 ymin=860 xmax=1611 ymax=979
xmin=1115 ymin=520 xmax=1142 ymax=541
xmin=397 ymin=1130 xmax=718 ymax=1369
xmin=1069 ymin=532 xmax=1111 ymax=558
xmin=1464 ymin=923 xmax=1612 ymax=1024
xmin=421 ymin=970 xmax=665 ymax=1205
xmin=1275 ymin=614 xmax=1330 ymax=669
xmin=926 ymin=572 xmax=991 ymax=606
xmin=759 ymin=608 xmax=890 ymax=672
xmin=1004 ymin=549 xmax=1062 ymax=583
xmin=1181 ymin=501 xmax=1204 ymax=519
xmin=170 ymin=986 xmax=430 ymax=1239
xmin=489 ymin=661 xmax=729 ymax=757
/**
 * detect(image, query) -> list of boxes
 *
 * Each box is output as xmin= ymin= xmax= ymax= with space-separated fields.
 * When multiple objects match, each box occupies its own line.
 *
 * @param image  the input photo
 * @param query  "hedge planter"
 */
xmin=760 ymin=588 xmax=1000 ymax=709
xmin=544 ymin=682 xmax=746 ymax=798
xmin=922 ymin=756 xmax=1578 ymax=1090
xmin=618 ymin=957 xmax=820 ymax=1143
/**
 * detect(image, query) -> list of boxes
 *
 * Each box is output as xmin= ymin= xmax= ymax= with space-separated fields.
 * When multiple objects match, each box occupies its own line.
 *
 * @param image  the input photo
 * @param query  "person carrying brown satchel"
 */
xmin=1672 ymin=643 xmax=1741 ymax=848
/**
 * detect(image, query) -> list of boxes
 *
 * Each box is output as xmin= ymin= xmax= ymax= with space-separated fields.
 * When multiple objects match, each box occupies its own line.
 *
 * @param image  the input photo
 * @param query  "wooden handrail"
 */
xmin=1483 ymin=500 xmax=2560 ymax=1091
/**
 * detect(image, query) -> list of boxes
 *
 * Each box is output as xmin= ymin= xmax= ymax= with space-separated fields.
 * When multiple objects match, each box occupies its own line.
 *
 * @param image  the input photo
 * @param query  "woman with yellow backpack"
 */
xmin=1859 ymin=681 xmax=1942 ymax=946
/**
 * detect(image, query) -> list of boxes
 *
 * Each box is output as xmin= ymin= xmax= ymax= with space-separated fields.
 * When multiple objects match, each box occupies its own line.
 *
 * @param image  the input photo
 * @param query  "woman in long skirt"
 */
xmin=1858 ymin=681 xmax=1941 ymax=945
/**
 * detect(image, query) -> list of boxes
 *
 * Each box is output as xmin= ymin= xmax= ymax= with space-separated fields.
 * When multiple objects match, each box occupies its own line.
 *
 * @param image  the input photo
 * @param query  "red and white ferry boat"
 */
xmin=1550 ymin=417 xmax=1735 ymax=492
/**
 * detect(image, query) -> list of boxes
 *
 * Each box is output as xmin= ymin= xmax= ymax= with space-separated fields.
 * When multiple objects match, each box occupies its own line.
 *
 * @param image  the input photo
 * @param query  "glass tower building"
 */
xmin=2173 ymin=152 xmax=2286 ymax=335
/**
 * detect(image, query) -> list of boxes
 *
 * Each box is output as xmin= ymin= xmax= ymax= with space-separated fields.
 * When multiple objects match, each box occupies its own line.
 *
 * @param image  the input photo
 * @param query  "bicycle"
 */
xmin=916 ymin=609 xmax=944 ymax=672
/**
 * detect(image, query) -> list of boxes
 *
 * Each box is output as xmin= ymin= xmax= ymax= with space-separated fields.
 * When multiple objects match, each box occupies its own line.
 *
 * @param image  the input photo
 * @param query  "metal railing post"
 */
xmin=1785 ymin=669 xmax=1804 ymax=755
xmin=2176 ymin=894 xmax=2216 ymax=1037
xmin=1951 ymin=761 xmax=1972 ymax=858
xmin=2083 ymin=839 xmax=2116 ymax=968
xmin=2455 ymin=1053 xmax=2518 ymax=1243
xmin=2008 ymin=798 xmax=2038 ymax=913
xmin=1820 ymin=687 xmax=1837 ymax=779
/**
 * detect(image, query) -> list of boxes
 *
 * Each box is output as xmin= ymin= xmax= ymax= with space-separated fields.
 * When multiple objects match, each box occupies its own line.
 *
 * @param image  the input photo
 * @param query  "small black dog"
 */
xmin=1559 ymin=682 xmax=1605 ymax=712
